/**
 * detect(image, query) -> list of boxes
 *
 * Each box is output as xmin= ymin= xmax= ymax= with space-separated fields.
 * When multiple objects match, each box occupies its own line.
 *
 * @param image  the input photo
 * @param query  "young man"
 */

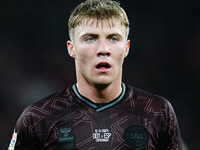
xmin=9 ymin=0 xmax=182 ymax=149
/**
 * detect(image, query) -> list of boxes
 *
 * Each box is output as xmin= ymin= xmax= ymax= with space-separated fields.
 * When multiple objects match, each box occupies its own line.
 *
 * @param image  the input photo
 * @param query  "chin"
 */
xmin=93 ymin=83 xmax=110 ymax=90
xmin=92 ymin=79 xmax=112 ymax=90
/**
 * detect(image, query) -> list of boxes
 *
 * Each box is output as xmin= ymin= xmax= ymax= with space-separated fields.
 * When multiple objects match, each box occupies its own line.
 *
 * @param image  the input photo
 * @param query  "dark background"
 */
xmin=1 ymin=0 xmax=199 ymax=149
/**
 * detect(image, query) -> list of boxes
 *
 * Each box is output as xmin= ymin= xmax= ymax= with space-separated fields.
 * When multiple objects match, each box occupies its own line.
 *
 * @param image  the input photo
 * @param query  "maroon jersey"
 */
xmin=8 ymin=83 xmax=182 ymax=149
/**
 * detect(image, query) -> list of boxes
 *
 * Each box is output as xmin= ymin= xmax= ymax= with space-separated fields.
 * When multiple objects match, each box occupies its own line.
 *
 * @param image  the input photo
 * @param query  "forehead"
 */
xmin=74 ymin=18 xmax=126 ymax=37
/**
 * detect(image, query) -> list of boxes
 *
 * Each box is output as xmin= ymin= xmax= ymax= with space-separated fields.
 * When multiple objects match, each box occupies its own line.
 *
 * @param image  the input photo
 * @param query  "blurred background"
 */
xmin=0 ymin=0 xmax=199 ymax=149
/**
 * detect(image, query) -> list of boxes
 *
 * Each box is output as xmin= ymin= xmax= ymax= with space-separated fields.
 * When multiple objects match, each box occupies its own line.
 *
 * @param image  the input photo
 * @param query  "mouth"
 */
xmin=95 ymin=62 xmax=111 ymax=72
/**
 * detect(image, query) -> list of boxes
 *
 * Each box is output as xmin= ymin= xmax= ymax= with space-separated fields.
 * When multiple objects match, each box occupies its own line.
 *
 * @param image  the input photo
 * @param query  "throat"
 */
xmin=72 ymin=83 xmax=126 ymax=112
xmin=75 ymin=82 xmax=124 ymax=103
xmin=84 ymin=84 xmax=122 ymax=103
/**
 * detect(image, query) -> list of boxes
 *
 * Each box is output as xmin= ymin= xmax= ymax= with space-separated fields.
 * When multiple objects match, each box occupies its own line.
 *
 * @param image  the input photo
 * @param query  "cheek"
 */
xmin=114 ymin=47 xmax=126 ymax=63
xmin=75 ymin=47 xmax=94 ymax=67
xmin=76 ymin=53 xmax=89 ymax=66
xmin=117 ymin=54 xmax=125 ymax=65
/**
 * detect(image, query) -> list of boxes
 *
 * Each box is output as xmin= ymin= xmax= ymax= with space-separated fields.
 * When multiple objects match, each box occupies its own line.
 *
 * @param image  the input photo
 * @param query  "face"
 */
xmin=67 ymin=18 xmax=130 ymax=87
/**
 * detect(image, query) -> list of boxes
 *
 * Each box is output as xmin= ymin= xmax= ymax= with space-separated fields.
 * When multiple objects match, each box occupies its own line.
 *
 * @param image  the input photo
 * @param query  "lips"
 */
xmin=95 ymin=62 xmax=111 ymax=69
xmin=95 ymin=62 xmax=111 ymax=72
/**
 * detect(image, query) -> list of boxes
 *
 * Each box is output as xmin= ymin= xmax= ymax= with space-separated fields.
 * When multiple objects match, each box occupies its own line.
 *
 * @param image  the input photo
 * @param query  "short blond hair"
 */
xmin=68 ymin=0 xmax=130 ymax=41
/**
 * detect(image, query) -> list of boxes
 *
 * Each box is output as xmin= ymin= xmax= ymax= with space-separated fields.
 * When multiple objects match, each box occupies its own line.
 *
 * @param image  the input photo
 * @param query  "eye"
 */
xmin=86 ymin=37 xmax=95 ymax=42
xmin=109 ymin=37 xmax=119 ymax=42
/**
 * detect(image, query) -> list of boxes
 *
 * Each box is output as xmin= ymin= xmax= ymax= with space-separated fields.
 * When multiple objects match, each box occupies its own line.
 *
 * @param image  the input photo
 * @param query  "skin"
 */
xmin=67 ymin=18 xmax=130 ymax=103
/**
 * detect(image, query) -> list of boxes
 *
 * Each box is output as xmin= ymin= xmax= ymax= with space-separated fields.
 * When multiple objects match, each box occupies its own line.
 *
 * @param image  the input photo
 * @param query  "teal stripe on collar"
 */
xmin=96 ymin=83 xmax=126 ymax=112
xmin=72 ymin=83 xmax=126 ymax=112
xmin=72 ymin=84 xmax=98 ymax=109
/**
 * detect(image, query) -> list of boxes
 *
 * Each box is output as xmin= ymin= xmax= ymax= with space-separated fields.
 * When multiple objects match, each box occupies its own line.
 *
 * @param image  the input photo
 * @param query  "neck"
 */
xmin=76 ymin=81 xmax=122 ymax=103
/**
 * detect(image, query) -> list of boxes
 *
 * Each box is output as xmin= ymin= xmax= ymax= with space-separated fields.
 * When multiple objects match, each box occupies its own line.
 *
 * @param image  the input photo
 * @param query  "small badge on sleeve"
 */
xmin=8 ymin=129 xmax=18 ymax=150
xmin=123 ymin=125 xmax=149 ymax=149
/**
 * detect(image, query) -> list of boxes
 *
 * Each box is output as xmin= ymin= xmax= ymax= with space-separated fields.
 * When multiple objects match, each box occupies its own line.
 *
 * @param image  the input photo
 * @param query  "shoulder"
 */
xmin=124 ymin=84 xmax=179 ymax=130
xmin=15 ymin=86 xmax=74 ymax=130
xmin=125 ymin=84 xmax=173 ymax=112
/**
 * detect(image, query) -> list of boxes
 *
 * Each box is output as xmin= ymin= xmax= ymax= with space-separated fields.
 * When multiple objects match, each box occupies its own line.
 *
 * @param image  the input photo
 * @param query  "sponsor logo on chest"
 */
xmin=93 ymin=129 xmax=112 ymax=142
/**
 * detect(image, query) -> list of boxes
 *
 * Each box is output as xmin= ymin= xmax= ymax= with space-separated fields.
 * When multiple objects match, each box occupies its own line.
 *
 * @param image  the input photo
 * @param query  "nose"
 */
xmin=97 ymin=50 xmax=111 ymax=57
xmin=97 ymin=40 xmax=111 ymax=57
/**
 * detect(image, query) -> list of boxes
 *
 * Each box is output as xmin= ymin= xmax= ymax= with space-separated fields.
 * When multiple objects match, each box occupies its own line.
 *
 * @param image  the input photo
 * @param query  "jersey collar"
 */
xmin=72 ymin=83 xmax=126 ymax=112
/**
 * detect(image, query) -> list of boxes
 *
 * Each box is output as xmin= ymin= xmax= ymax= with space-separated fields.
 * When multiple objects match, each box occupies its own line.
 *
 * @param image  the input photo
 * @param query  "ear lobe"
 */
xmin=67 ymin=41 xmax=75 ymax=58
xmin=124 ymin=40 xmax=130 ymax=58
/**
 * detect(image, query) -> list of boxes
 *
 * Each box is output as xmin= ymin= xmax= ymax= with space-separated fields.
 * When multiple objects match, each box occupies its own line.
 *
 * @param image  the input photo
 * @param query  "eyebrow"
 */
xmin=81 ymin=33 xmax=98 ymax=38
xmin=107 ymin=33 xmax=123 ymax=38
xmin=80 ymin=33 xmax=123 ymax=39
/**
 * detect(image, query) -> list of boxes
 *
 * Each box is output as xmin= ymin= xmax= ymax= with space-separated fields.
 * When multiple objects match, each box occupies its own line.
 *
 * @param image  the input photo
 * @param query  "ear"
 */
xmin=124 ymin=40 xmax=130 ymax=58
xmin=67 ymin=40 xmax=76 ymax=58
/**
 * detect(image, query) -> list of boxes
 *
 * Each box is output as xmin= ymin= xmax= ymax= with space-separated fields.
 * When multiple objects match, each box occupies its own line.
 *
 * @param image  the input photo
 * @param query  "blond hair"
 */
xmin=68 ymin=0 xmax=130 ymax=41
